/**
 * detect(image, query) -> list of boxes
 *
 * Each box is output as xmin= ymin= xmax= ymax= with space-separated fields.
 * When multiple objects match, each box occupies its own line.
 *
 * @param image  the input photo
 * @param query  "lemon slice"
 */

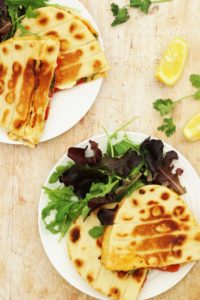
xmin=183 ymin=113 xmax=200 ymax=141
xmin=155 ymin=37 xmax=188 ymax=86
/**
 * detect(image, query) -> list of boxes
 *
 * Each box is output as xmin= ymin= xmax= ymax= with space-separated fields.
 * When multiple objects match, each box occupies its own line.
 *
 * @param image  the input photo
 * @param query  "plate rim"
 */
xmin=38 ymin=131 xmax=200 ymax=300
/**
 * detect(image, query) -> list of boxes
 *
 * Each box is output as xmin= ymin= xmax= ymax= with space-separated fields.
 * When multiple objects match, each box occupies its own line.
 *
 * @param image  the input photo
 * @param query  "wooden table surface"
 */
xmin=1 ymin=0 xmax=200 ymax=299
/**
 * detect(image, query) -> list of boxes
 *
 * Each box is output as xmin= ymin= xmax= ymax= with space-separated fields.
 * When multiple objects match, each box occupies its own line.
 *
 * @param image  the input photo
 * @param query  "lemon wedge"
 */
xmin=183 ymin=113 xmax=200 ymax=141
xmin=155 ymin=37 xmax=188 ymax=86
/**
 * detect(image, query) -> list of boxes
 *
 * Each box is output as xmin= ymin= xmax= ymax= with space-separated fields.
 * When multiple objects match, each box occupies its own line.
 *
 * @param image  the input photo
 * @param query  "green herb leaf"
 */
xmin=194 ymin=89 xmax=200 ymax=100
xmin=130 ymin=0 xmax=151 ymax=13
xmin=111 ymin=3 xmax=119 ymax=16
xmin=48 ymin=162 xmax=74 ymax=184
xmin=42 ymin=175 xmax=119 ymax=238
xmin=190 ymin=74 xmax=200 ymax=89
xmin=25 ymin=6 xmax=39 ymax=18
xmin=104 ymin=118 xmax=138 ymax=157
xmin=158 ymin=118 xmax=176 ymax=137
xmin=88 ymin=226 xmax=105 ymax=238
xmin=4 ymin=0 xmax=49 ymax=38
xmin=85 ymin=175 xmax=120 ymax=202
xmin=153 ymin=99 xmax=175 ymax=116
xmin=17 ymin=22 xmax=35 ymax=36
xmin=42 ymin=186 xmax=81 ymax=238
xmin=111 ymin=4 xmax=130 ymax=27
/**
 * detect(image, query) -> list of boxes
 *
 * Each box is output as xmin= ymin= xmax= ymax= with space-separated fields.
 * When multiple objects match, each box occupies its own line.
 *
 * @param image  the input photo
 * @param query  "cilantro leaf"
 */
xmin=158 ymin=118 xmax=176 ymax=137
xmin=153 ymin=99 xmax=175 ymax=116
xmin=111 ymin=3 xmax=119 ymax=16
xmin=111 ymin=4 xmax=130 ymax=27
xmin=88 ymin=226 xmax=105 ymax=238
xmin=194 ymin=89 xmax=200 ymax=100
xmin=190 ymin=74 xmax=200 ymax=89
xmin=130 ymin=0 xmax=141 ymax=7
xmin=139 ymin=0 xmax=151 ymax=13
xmin=130 ymin=0 xmax=151 ymax=14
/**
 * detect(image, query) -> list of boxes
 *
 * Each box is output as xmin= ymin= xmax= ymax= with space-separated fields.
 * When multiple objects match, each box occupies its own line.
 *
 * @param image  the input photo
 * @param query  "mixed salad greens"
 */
xmin=0 ymin=0 xmax=49 ymax=41
xmin=42 ymin=127 xmax=185 ymax=240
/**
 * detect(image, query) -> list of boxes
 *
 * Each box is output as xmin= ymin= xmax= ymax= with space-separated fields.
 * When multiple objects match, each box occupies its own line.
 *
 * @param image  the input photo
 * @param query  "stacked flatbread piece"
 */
xmin=15 ymin=6 xmax=109 ymax=89
xmin=67 ymin=207 xmax=147 ymax=300
xmin=0 ymin=36 xmax=59 ymax=146
xmin=0 ymin=6 xmax=109 ymax=146
xmin=102 ymin=185 xmax=200 ymax=271
xmin=67 ymin=185 xmax=200 ymax=300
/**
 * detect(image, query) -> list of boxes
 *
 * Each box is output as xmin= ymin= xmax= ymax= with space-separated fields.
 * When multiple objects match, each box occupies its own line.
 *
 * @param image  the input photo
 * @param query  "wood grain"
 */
xmin=0 ymin=0 xmax=200 ymax=299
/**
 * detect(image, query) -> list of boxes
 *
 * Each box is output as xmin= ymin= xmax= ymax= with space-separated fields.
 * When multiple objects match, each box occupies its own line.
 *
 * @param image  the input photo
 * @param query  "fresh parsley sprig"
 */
xmin=153 ymin=74 xmax=200 ymax=137
xmin=111 ymin=0 xmax=171 ymax=26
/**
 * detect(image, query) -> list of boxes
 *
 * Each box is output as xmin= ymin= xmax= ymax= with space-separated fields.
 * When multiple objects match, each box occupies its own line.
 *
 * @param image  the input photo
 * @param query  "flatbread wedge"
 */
xmin=0 ymin=36 xmax=60 ymax=147
xmin=101 ymin=185 xmax=200 ymax=271
xmin=15 ymin=6 xmax=109 ymax=89
xmin=67 ymin=207 xmax=147 ymax=300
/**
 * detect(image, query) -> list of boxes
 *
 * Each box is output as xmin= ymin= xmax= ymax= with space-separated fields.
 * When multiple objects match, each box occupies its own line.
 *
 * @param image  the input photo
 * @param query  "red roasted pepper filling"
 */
xmin=154 ymin=264 xmax=180 ymax=272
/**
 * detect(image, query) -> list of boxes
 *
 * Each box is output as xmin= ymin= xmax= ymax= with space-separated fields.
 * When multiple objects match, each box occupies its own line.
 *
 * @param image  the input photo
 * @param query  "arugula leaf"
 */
xmin=190 ymin=74 xmax=200 ymax=88
xmin=111 ymin=3 xmax=130 ymax=27
xmin=42 ymin=186 xmax=81 ymax=238
xmin=88 ymin=226 xmax=105 ymax=239
xmin=25 ymin=6 xmax=39 ymax=18
xmin=153 ymin=99 xmax=175 ymax=116
xmin=112 ymin=136 xmax=140 ymax=156
xmin=48 ymin=162 xmax=74 ymax=184
xmin=158 ymin=118 xmax=176 ymax=137
xmin=104 ymin=118 xmax=138 ymax=157
xmin=17 ymin=22 xmax=36 ymax=36
xmin=82 ymin=175 xmax=120 ymax=219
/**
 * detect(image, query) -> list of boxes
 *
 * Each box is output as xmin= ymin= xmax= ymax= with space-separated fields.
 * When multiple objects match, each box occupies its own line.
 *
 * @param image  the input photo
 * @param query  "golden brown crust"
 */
xmin=101 ymin=185 xmax=200 ymax=271
xmin=0 ymin=36 xmax=59 ymax=146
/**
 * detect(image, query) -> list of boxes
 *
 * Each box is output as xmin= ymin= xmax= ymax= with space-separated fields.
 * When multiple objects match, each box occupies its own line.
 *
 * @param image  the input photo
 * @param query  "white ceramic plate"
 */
xmin=0 ymin=0 xmax=103 ymax=145
xmin=38 ymin=132 xmax=200 ymax=300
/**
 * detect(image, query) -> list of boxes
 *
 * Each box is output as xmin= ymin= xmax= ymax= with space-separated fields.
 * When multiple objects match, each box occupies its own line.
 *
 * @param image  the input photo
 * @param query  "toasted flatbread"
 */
xmin=15 ymin=6 xmax=109 ymax=89
xmin=0 ymin=36 xmax=60 ymax=146
xmin=67 ymin=208 xmax=147 ymax=300
xmin=101 ymin=185 xmax=200 ymax=271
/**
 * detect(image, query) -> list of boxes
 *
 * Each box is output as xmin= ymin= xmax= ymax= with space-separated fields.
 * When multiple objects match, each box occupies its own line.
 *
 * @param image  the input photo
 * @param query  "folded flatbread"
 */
xmin=15 ymin=6 xmax=109 ymax=89
xmin=67 ymin=207 xmax=147 ymax=300
xmin=101 ymin=185 xmax=200 ymax=271
xmin=0 ymin=36 xmax=60 ymax=146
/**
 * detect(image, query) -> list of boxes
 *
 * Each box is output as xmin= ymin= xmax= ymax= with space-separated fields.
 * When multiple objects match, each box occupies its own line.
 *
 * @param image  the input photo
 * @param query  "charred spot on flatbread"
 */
xmin=86 ymin=273 xmax=94 ymax=283
xmin=108 ymin=287 xmax=120 ymax=298
xmin=132 ymin=269 xmax=145 ymax=283
xmin=96 ymin=237 xmax=103 ymax=249
xmin=161 ymin=192 xmax=170 ymax=200
xmin=2 ymin=46 xmax=8 ymax=54
xmin=38 ymin=16 xmax=49 ymax=26
xmin=56 ymin=12 xmax=65 ymax=20
xmin=101 ymin=185 xmax=200 ymax=271
xmin=70 ymin=226 xmax=81 ymax=243
xmin=74 ymin=258 xmax=84 ymax=268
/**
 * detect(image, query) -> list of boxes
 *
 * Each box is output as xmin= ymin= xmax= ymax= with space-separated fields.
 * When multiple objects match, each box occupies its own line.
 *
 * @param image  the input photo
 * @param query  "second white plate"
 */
xmin=38 ymin=132 xmax=200 ymax=300
xmin=0 ymin=0 xmax=103 ymax=145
